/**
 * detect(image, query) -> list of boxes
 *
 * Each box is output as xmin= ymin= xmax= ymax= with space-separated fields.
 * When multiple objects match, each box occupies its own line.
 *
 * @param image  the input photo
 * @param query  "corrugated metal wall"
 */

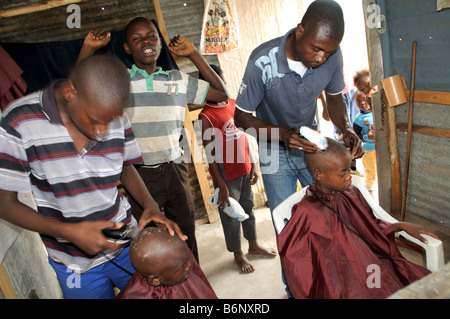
xmin=380 ymin=0 xmax=450 ymax=228
xmin=217 ymin=0 xmax=306 ymax=99
xmin=0 ymin=0 xmax=156 ymax=42
xmin=158 ymin=0 xmax=218 ymax=73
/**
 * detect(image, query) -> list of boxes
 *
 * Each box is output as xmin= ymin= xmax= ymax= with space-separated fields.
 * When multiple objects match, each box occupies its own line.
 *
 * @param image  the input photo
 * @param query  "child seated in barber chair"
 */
xmin=277 ymin=137 xmax=440 ymax=299
xmin=116 ymin=227 xmax=217 ymax=299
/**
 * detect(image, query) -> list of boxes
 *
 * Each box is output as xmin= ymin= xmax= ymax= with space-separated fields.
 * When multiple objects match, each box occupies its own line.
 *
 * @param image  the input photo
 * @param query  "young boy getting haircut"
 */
xmin=277 ymin=138 xmax=439 ymax=299
xmin=116 ymin=227 xmax=217 ymax=299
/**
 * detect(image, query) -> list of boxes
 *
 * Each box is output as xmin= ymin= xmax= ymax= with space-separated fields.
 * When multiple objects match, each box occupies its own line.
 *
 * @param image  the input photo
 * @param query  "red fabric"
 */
xmin=116 ymin=253 xmax=218 ymax=299
xmin=199 ymin=99 xmax=251 ymax=181
xmin=277 ymin=184 xmax=430 ymax=299
xmin=0 ymin=45 xmax=27 ymax=111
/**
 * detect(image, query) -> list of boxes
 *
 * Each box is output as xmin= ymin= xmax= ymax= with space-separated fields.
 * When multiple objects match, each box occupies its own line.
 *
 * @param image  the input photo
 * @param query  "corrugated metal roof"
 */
xmin=0 ymin=1 xmax=156 ymax=43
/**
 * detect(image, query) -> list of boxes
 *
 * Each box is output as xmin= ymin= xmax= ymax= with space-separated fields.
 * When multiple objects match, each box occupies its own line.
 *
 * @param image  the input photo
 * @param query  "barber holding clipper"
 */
xmin=234 ymin=1 xmax=364 ymax=298
xmin=0 ymin=55 xmax=185 ymax=299
xmin=235 ymin=1 xmax=363 ymax=217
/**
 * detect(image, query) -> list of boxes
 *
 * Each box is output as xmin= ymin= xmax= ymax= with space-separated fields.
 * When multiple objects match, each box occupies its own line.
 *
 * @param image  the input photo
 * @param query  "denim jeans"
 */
xmin=259 ymin=147 xmax=314 ymax=298
xmin=259 ymin=147 xmax=314 ymax=215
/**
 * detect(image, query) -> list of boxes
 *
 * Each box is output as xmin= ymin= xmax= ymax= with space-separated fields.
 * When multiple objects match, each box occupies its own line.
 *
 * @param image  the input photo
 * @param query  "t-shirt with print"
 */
xmin=128 ymin=65 xmax=209 ymax=165
xmin=236 ymin=28 xmax=345 ymax=132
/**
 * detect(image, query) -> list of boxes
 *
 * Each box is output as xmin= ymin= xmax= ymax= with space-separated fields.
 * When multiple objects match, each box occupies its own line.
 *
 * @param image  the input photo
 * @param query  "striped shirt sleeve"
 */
xmin=122 ymin=113 xmax=144 ymax=165
xmin=0 ymin=119 xmax=32 ymax=193
xmin=187 ymin=75 xmax=209 ymax=106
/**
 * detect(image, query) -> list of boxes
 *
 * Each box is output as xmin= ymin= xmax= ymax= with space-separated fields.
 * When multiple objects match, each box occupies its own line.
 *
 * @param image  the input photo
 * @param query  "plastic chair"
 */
xmin=272 ymin=176 xmax=445 ymax=272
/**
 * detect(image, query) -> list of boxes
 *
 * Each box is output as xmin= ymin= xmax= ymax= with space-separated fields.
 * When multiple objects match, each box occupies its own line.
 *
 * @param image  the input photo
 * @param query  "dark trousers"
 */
xmin=213 ymin=172 xmax=257 ymax=253
xmin=128 ymin=161 xmax=199 ymax=262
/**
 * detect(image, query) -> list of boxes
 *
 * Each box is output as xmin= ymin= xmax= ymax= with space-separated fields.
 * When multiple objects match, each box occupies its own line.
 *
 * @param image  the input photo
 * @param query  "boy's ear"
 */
xmin=147 ymin=274 xmax=161 ymax=286
xmin=123 ymin=42 xmax=131 ymax=55
xmin=62 ymin=81 xmax=77 ymax=101
xmin=183 ymin=260 xmax=191 ymax=276
xmin=313 ymin=168 xmax=322 ymax=181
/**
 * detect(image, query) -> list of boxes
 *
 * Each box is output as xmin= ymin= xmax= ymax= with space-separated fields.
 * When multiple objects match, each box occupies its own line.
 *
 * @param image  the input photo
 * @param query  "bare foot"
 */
xmin=234 ymin=250 xmax=255 ymax=273
xmin=248 ymin=240 xmax=277 ymax=257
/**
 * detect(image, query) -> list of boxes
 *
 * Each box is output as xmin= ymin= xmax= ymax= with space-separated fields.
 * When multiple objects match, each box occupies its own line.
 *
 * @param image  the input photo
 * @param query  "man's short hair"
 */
xmin=301 ymin=0 xmax=345 ymax=42
xmin=70 ymin=55 xmax=130 ymax=111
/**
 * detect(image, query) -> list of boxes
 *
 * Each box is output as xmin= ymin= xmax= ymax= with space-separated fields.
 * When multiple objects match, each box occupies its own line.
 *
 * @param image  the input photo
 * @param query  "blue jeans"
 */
xmin=259 ymin=147 xmax=314 ymax=215
xmin=259 ymin=147 xmax=314 ymax=298
xmin=48 ymin=246 xmax=134 ymax=299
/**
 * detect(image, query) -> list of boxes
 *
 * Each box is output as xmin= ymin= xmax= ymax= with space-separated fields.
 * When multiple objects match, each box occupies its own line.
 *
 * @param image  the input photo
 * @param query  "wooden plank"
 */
xmin=152 ymin=0 xmax=170 ymax=45
xmin=363 ymin=0 xmax=392 ymax=213
xmin=189 ymin=108 xmax=203 ymax=120
xmin=184 ymin=107 xmax=219 ymax=224
xmin=385 ymin=98 xmax=402 ymax=216
xmin=0 ymin=0 xmax=84 ymax=18
xmin=405 ymin=90 xmax=450 ymax=106
xmin=397 ymin=123 xmax=450 ymax=139
xmin=0 ymin=264 xmax=17 ymax=299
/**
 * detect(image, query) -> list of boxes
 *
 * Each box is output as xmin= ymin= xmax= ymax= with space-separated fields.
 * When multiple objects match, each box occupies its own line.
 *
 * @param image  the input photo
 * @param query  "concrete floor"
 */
xmin=197 ymin=206 xmax=288 ymax=299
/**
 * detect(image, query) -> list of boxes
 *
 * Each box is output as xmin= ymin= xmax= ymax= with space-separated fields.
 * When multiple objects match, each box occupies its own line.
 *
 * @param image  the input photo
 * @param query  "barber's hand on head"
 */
xmin=281 ymin=128 xmax=321 ymax=154
xmin=168 ymin=35 xmax=196 ymax=57
xmin=67 ymin=220 xmax=122 ymax=256
xmin=83 ymin=28 xmax=111 ymax=51
xmin=342 ymin=130 xmax=364 ymax=159
xmin=138 ymin=208 xmax=188 ymax=242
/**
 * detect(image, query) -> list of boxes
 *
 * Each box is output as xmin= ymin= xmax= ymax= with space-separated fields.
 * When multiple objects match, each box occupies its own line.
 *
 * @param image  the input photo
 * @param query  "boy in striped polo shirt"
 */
xmin=0 ymin=55 xmax=185 ymax=299
xmin=78 ymin=18 xmax=229 ymax=262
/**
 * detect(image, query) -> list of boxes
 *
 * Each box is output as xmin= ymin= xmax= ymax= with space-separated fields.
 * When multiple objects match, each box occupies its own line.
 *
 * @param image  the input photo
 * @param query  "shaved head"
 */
xmin=305 ymin=137 xmax=350 ymax=172
xmin=129 ymin=227 xmax=190 ymax=285
xmin=70 ymin=55 xmax=130 ymax=112
xmin=305 ymin=138 xmax=353 ymax=193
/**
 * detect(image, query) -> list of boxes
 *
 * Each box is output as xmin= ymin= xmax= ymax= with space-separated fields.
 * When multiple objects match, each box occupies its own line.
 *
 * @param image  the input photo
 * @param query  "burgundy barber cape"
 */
xmin=277 ymin=183 xmax=430 ymax=299
xmin=116 ymin=253 xmax=217 ymax=299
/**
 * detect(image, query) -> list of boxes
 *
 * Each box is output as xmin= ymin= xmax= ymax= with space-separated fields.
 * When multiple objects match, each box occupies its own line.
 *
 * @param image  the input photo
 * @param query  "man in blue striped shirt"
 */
xmin=0 ymin=55 xmax=185 ymax=298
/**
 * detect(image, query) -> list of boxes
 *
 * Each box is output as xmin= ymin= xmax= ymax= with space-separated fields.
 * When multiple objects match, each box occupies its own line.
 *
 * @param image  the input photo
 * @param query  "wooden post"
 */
xmin=152 ymin=0 xmax=170 ymax=45
xmin=382 ymin=90 xmax=402 ymax=216
xmin=400 ymin=41 xmax=417 ymax=221
xmin=184 ymin=108 xmax=219 ymax=224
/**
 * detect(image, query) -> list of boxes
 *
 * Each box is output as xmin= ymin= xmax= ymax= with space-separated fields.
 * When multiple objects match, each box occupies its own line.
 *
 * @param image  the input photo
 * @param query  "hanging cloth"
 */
xmin=0 ymin=45 xmax=27 ymax=111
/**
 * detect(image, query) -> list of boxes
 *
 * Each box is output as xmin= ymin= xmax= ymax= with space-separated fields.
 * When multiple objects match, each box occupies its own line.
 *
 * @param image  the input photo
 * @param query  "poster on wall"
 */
xmin=437 ymin=0 xmax=450 ymax=11
xmin=200 ymin=0 xmax=240 ymax=54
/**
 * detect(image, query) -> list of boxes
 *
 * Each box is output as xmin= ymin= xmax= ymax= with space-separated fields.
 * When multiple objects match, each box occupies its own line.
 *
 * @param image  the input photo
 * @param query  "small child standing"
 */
xmin=352 ymin=90 xmax=376 ymax=195
xmin=116 ymin=227 xmax=217 ymax=299
xmin=199 ymin=65 xmax=276 ymax=273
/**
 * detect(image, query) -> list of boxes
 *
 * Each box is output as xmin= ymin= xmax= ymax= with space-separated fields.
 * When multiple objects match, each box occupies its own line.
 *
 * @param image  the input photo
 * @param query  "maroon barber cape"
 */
xmin=277 ymin=183 xmax=430 ymax=299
